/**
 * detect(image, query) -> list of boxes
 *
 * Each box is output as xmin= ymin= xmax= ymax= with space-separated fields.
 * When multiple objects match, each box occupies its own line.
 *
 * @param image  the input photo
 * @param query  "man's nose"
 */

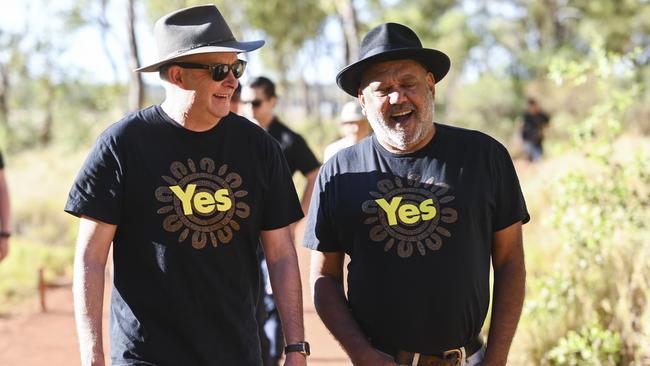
xmin=222 ymin=70 xmax=238 ymax=87
xmin=387 ymin=89 xmax=407 ymax=104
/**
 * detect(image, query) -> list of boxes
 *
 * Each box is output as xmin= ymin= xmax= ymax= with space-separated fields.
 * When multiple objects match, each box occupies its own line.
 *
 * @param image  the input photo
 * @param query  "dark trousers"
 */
xmin=257 ymin=254 xmax=284 ymax=366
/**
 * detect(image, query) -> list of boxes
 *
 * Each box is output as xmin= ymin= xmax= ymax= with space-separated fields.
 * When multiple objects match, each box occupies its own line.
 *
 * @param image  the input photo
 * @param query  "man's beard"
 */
xmin=367 ymin=87 xmax=435 ymax=152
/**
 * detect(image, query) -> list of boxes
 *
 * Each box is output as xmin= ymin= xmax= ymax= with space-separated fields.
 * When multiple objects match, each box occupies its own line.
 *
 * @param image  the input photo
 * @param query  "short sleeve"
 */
xmin=303 ymin=165 xmax=341 ymax=252
xmin=491 ymin=141 xmax=530 ymax=231
xmin=288 ymin=135 xmax=320 ymax=176
xmin=260 ymin=138 xmax=304 ymax=230
xmin=64 ymin=132 xmax=124 ymax=225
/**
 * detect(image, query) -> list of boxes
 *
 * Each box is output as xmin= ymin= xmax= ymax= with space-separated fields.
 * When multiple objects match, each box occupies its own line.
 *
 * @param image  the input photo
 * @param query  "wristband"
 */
xmin=285 ymin=341 xmax=310 ymax=356
xmin=0 ymin=231 xmax=10 ymax=238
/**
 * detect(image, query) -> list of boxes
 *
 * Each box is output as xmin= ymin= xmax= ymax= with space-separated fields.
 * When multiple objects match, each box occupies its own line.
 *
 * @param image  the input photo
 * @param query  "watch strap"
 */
xmin=284 ymin=341 xmax=310 ymax=356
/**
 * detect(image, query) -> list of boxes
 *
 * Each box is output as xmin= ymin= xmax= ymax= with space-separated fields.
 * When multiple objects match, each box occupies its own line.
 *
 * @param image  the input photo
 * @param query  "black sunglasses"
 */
xmin=169 ymin=59 xmax=247 ymax=81
xmin=241 ymin=99 xmax=264 ymax=108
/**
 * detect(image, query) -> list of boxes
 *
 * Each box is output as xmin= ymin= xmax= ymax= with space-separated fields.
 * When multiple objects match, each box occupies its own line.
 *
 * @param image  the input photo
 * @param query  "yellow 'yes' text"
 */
xmin=375 ymin=197 xmax=437 ymax=226
xmin=170 ymin=184 xmax=232 ymax=215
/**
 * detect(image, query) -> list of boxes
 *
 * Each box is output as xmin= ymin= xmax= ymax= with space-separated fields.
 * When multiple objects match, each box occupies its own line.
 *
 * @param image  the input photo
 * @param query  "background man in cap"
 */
xmin=0 ymin=148 xmax=10 ymax=263
xmin=305 ymin=23 xmax=528 ymax=366
xmin=323 ymin=101 xmax=371 ymax=161
xmin=240 ymin=76 xmax=320 ymax=366
xmin=66 ymin=5 xmax=308 ymax=366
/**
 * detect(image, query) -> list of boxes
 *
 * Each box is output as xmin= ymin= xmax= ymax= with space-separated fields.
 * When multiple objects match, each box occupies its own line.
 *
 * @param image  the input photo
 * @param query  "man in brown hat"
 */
xmin=66 ymin=5 xmax=308 ymax=366
xmin=305 ymin=23 xmax=528 ymax=366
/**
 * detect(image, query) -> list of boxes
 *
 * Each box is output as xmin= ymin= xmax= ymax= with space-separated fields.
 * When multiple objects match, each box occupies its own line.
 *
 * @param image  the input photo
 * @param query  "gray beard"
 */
xmin=368 ymin=88 xmax=435 ymax=152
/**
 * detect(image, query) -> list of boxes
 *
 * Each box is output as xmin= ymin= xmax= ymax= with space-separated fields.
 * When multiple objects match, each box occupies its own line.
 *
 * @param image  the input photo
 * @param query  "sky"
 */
xmin=0 ymin=0 xmax=344 ymax=86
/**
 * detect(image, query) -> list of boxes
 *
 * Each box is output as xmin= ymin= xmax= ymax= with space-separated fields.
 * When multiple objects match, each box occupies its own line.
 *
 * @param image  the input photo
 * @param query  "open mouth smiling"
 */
xmin=390 ymin=109 xmax=414 ymax=124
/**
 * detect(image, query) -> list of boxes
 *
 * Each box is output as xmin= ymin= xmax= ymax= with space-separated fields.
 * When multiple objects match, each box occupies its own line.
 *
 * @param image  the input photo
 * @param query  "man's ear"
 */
xmin=167 ymin=66 xmax=186 ymax=88
xmin=269 ymin=95 xmax=278 ymax=108
xmin=358 ymin=89 xmax=367 ymax=116
xmin=426 ymin=72 xmax=436 ymax=96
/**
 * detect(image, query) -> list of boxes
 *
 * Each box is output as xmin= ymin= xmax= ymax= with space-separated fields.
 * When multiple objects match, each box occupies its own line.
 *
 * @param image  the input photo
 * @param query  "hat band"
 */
xmin=360 ymin=44 xmax=422 ymax=61
xmin=163 ymin=38 xmax=237 ymax=59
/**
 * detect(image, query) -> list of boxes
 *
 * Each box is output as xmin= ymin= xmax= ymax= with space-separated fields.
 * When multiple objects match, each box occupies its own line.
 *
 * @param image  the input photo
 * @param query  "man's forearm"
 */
xmin=266 ymin=249 xmax=305 ymax=344
xmin=73 ymin=259 xmax=107 ymax=366
xmin=313 ymin=276 xmax=378 ymax=364
xmin=484 ymin=260 xmax=526 ymax=366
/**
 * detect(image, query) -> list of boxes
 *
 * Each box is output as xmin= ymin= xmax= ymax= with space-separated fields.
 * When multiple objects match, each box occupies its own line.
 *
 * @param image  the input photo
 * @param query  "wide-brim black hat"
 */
xmin=336 ymin=23 xmax=450 ymax=97
xmin=135 ymin=5 xmax=264 ymax=72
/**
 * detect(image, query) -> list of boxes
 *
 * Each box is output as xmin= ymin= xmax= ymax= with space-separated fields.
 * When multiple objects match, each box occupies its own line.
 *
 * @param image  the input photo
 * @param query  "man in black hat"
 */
xmin=305 ymin=23 xmax=529 ymax=366
xmin=66 ymin=5 xmax=308 ymax=366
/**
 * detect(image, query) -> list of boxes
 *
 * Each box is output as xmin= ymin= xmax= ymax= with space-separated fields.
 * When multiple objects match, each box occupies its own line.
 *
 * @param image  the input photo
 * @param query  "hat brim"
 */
xmin=134 ymin=39 xmax=265 ymax=72
xmin=336 ymin=48 xmax=450 ymax=97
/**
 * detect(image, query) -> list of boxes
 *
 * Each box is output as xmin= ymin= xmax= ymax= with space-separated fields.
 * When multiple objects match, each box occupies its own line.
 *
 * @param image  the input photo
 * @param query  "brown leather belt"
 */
xmin=379 ymin=337 xmax=483 ymax=366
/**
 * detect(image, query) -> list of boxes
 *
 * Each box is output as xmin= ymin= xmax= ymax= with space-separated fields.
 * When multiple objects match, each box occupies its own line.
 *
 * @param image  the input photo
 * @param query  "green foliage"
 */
xmin=444 ymin=72 xmax=519 ymax=141
xmin=547 ymin=321 xmax=621 ymax=366
xmin=244 ymin=0 xmax=328 ymax=75
xmin=520 ymin=39 xmax=650 ymax=364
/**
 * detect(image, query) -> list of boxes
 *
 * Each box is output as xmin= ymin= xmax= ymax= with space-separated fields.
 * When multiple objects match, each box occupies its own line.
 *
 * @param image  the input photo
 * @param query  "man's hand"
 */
xmin=284 ymin=352 xmax=308 ymax=366
xmin=0 ymin=237 xmax=8 ymax=262
xmin=354 ymin=350 xmax=397 ymax=366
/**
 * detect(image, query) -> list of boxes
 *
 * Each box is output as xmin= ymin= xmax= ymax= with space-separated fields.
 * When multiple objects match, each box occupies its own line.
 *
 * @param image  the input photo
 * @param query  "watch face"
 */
xmin=304 ymin=342 xmax=311 ymax=355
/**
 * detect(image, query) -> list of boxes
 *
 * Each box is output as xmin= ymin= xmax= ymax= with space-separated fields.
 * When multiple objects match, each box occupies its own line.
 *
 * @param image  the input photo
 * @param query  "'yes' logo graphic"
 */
xmin=155 ymin=158 xmax=250 ymax=249
xmin=362 ymin=175 xmax=458 ymax=258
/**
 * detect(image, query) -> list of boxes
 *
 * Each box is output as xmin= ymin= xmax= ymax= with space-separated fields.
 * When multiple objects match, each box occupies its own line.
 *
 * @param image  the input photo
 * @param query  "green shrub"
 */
xmin=519 ymin=38 xmax=650 ymax=364
xmin=547 ymin=321 xmax=621 ymax=366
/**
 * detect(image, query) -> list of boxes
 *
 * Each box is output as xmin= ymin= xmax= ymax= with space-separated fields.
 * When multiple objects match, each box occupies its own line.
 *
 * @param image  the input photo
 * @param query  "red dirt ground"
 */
xmin=0 ymin=222 xmax=350 ymax=365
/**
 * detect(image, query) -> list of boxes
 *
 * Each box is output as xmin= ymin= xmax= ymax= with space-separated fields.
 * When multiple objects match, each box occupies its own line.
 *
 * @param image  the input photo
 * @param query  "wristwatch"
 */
xmin=0 ymin=231 xmax=10 ymax=238
xmin=284 ymin=341 xmax=310 ymax=356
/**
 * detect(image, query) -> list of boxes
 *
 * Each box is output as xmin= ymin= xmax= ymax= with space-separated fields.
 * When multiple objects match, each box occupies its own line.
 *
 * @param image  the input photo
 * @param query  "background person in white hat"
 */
xmin=65 ymin=5 xmax=308 ymax=366
xmin=323 ymin=101 xmax=372 ymax=162
xmin=305 ymin=22 xmax=528 ymax=366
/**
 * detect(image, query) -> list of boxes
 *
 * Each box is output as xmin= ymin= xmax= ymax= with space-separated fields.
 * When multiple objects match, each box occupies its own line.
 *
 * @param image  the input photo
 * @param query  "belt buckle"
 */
xmin=442 ymin=349 xmax=462 ymax=365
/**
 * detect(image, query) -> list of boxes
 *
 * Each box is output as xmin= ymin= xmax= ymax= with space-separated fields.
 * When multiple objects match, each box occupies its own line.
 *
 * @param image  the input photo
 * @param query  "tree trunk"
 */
xmin=40 ymin=78 xmax=55 ymax=145
xmin=127 ymin=0 xmax=144 ymax=111
xmin=334 ymin=0 xmax=360 ymax=64
xmin=0 ymin=64 xmax=9 ymax=129
xmin=99 ymin=0 xmax=118 ymax=80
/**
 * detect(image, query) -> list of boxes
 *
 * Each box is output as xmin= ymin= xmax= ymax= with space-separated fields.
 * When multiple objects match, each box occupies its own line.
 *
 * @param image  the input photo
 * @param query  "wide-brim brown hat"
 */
xmin=135 ymin=5 xmax=264 ymax=72
xmin=336 ymin=23 xmax=450 ymax=97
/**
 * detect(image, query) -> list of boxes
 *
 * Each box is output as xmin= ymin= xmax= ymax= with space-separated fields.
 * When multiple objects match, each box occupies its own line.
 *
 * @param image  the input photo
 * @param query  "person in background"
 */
xmin=230 ymin=83 xmax=242 ymax=113
xmin=241 ymin=76 xmax=320 ymax=366
xmin=65 ymin=5 xmax=308 ymax=366
xmin=521 ymin=98 xmax=550 ymax=162
xmin=0 ymin=149 xmax=11 ymax=263
xmin=323 ymin=101 xmax=371 ymax=161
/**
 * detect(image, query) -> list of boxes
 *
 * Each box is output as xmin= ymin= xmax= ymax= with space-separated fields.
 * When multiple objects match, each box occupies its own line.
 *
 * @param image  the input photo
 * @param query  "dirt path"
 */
xmin=0 ymin=221 xmax=349 ymax=365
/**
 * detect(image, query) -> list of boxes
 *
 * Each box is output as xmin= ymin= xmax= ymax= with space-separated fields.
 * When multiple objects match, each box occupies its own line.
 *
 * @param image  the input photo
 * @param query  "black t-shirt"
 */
xmin=304 ymin=123 xmax=529 ymax=354
xmin=522 ymin=111 xmax=549 ymax=144
xmin=266 ymin=118 xmax=320 ymax=176
xmin=65 ymin=105 xmax=303 ymax=366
